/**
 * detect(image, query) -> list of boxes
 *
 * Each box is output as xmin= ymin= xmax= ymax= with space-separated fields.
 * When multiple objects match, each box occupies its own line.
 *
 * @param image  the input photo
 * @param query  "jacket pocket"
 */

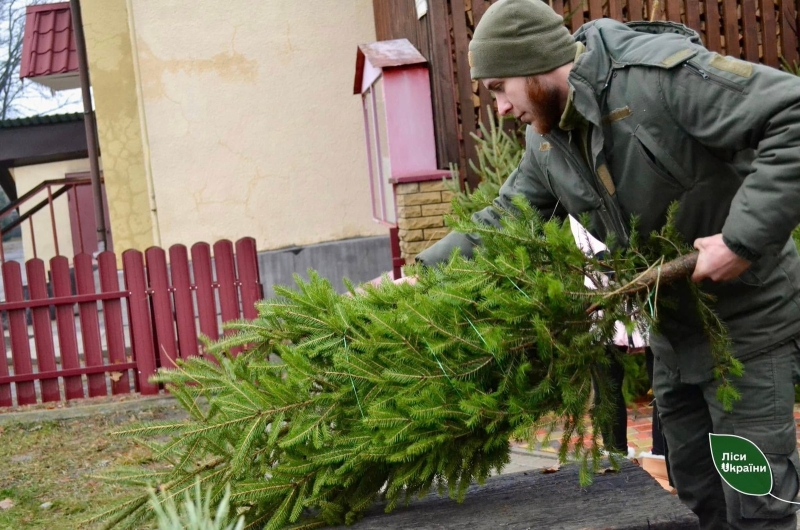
xmin=633 ymin=125 xmax=693 ymax=190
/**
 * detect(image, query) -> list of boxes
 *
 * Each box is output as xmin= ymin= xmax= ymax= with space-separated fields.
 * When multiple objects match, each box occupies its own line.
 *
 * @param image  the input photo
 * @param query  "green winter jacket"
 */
xmin=416 ymin=20 xmax=800 ymax=377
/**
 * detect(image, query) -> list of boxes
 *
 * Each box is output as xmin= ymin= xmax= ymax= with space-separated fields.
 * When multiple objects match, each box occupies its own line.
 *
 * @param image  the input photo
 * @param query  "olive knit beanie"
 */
xmin=469 ymin=0 xmax=577 ymax=79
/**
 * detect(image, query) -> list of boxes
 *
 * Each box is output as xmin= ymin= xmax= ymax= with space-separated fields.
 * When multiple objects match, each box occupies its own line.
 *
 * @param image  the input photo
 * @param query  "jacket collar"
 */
xmin=566 ymin=19 xmax=703 ymax=127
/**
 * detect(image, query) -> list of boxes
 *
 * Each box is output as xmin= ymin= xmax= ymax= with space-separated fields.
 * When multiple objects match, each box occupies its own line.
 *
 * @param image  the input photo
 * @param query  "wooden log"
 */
xmin=343 ymin=461 xmax=699 ymax=529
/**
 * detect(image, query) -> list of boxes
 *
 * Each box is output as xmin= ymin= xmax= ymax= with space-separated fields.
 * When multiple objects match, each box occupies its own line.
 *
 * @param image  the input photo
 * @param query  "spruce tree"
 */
xmin=89 ymin=196 xmax=740 ymax=530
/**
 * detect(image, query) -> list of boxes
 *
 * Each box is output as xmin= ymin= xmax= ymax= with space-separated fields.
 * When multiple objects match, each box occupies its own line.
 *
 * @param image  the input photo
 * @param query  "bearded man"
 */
xmin=414 ymin=0 xmax=800 ymax=528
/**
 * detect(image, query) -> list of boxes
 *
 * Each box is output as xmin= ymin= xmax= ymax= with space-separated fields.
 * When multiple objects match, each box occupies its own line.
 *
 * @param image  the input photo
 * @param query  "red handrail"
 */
xmin=0 ymin=177 xmax=100 ymax=262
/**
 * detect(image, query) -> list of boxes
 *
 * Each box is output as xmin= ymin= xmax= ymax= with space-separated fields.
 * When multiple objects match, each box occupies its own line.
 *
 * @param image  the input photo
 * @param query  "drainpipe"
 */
xmin=69 ymin=0 xmax=107 ymax=252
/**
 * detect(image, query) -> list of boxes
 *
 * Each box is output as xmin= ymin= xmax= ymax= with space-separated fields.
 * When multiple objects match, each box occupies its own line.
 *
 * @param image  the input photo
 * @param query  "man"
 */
xmin=414 ymin=0 xmax=800 ymax=528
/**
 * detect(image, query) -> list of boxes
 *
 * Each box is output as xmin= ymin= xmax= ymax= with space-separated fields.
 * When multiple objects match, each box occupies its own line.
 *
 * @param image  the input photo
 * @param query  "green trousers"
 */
xmin=653 ymin=337 xmax=800 ymax=530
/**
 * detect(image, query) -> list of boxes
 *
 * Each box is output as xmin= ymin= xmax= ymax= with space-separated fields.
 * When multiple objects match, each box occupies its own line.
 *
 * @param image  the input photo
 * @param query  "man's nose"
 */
xmin=496 ymin=95 xmax=512 ymax=116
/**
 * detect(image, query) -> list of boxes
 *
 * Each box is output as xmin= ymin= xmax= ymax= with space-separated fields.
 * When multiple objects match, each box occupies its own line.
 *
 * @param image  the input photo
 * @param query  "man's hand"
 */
xmin=392 ymin=275 xmax=417 ymax=286
xmin=345 ymin=274 xmax=417 ymax=297
xmin=691 ymin=234 xmax=751 ymax=282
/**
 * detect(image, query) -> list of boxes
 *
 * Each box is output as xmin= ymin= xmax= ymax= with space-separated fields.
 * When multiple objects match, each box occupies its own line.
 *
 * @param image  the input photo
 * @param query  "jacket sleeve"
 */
xmin=659 ymin=50 xmax=800 ymax=261
xmin=415 ymin=136 xmax=562 ymax=266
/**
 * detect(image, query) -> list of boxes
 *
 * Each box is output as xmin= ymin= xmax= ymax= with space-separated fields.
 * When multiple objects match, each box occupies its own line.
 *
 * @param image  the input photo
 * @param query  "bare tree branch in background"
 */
xmin=0 ymin=0 xmax=81 ymax=120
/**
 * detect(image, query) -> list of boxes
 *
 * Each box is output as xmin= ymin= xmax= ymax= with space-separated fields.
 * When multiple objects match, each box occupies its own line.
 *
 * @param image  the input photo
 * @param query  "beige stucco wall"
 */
xmin=125 ymin=0 xmax=384 ymax=250
xmin=11 ymin=159 xmax=91 ymax=264
xmin=81 ymin=0 xmax=156 ymax=253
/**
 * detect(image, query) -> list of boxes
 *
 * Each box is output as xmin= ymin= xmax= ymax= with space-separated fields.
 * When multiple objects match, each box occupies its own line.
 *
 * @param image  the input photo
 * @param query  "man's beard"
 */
xmin=525 ymin=76 xmax=563 ymax=135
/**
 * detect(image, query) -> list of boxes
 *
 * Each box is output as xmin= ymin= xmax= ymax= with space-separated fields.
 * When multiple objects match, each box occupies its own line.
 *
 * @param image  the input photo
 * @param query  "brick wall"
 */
xmin=395 ymin=178 xmax=454 ymax=264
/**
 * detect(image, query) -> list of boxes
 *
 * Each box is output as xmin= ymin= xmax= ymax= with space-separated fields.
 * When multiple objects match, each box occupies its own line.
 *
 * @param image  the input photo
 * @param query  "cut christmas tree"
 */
xmin=88 ymin=198 xmax=740 ymax=530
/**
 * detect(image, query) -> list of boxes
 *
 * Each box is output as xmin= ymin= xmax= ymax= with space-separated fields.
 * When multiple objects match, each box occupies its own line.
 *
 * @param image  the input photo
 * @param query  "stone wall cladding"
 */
xmin=394 ymin=179 xmax=454 ymax=265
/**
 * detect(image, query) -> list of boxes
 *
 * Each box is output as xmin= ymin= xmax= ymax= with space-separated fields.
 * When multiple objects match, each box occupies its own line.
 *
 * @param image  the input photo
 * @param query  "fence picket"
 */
xmin=759 ymin=0 xmax=778 ymax=66
xmin=427 ymin=0 xmax=462 ymax=170
xmin=235 ymin=238 xmax=262 ymax=320
xmin=169 ymin=244 xmax=198 ymax=360
xmin=608 ymin=0 xmax=623 ymax=21
xmin=51 ymin=256 xmax=83 ymax=399
xmin=122 ymin=249 xmax=158 ymax=394
xmin=704 ymin=0 xmax=722 ymax=52
xmin=779 ymin=0 xmax=798 ymax=65
xmin=145 ymin=247 xmax=178 ymax=370
xmin=191 ymin=243 xmax=219 ymax=345
xmin=568 ymin=0 xmax=584 ymax=30
xmin=213 ymin=240 xmax=241 ymax=355
xmin=550 ymin=0 xmax=565 ymax=17
xmin=588 ymin=0 xmax=603 ymax=20
xmin=740 ymin=0 xmax=759 ymax=62
xmin=627 ymin=0 xmax=644 ymax=21
xmin=26 ymin=258 xmax=59 ymax=402
xmin=684 ymin=0 xmax=701 ymax=33
xmin=664 ymin=0 xmax=681 ymax=22
xmin=451 ymin=0 xmax=480 ymax=189
xmin=98 ymin=251 xmax=130 ymax=394
xmin=721 ymin=0 xmax=741 ymax=57
xmin=75 ymin=253 xmax=107 ymax=397
xmin=3 ymin=261 xmax=35 ymax=404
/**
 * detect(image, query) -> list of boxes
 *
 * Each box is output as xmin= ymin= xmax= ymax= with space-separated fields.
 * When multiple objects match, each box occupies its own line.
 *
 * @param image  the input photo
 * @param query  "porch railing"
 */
xmin=0 ymin=177 xmax=96 ymax=262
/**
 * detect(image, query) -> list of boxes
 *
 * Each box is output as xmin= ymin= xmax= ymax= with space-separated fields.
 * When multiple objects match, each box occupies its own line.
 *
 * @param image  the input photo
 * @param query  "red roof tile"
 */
xmin=20 ymin=3 xmax=78 ymax=80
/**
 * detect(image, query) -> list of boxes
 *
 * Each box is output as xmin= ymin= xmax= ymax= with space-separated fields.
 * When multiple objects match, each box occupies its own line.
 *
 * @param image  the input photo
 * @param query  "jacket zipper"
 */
xmin=684 ymin=62 xmax=745 ymax=93
xmin=547 ymin=134 xmax=630 ymax=246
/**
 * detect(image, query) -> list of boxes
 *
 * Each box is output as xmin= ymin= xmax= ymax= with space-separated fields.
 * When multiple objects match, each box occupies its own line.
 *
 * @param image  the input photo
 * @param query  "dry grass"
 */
xmin=0 ymin=398 xmax=185 ymax=529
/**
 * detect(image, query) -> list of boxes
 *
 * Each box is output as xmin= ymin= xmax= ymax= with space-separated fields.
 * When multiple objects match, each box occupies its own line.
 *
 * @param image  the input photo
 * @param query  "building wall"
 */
xmin=12 ymin=159 xmax=90 ymax=264
xmin=81 ymin=0 xmax=156 ymax=254
xmin=125 ymin=0 xmax=384 ymax=251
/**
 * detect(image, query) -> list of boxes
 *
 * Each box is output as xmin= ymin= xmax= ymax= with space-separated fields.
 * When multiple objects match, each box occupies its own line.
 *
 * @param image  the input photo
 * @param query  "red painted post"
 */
xmin=28 ymin=218 xmax=37 ymax=259
xmin=71 ymin=185 xmax=85 ymax=254
xmin=26 ymin=258 xmax=60 ymax=402
xmin=169 ymin=244 xmax=198 ymax=359
xmin=145 ymin=247 xmax=178 ymax=369
xmin=98 ymin=251 xmax=130 ymax=394
xmin=3 ymin=261 xmax=36 ymax=404
xmin=235 ymin=238 xmax=262 ymax=320
xmin=213 ymin=240 xmax=240 ymax=354
xmin=75 ymin=253 xmax=107 ymax=397
xmin=47 ymin=185 xmax=59 ymax=256
xmin=191 ymin=242 xmax=219 ymax=345
xmin=51 ymin=255 xmax=84 ymax=399
xmin=122 ymin=249 xmax=158 ymax=394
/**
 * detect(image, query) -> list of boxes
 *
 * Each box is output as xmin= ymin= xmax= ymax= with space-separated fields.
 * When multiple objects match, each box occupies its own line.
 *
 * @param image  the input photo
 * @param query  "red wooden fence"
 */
xmin=0 ymin=237 xmax=262 ymax=407
xmin=373 ymin=0 xmax=800 ymax=188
